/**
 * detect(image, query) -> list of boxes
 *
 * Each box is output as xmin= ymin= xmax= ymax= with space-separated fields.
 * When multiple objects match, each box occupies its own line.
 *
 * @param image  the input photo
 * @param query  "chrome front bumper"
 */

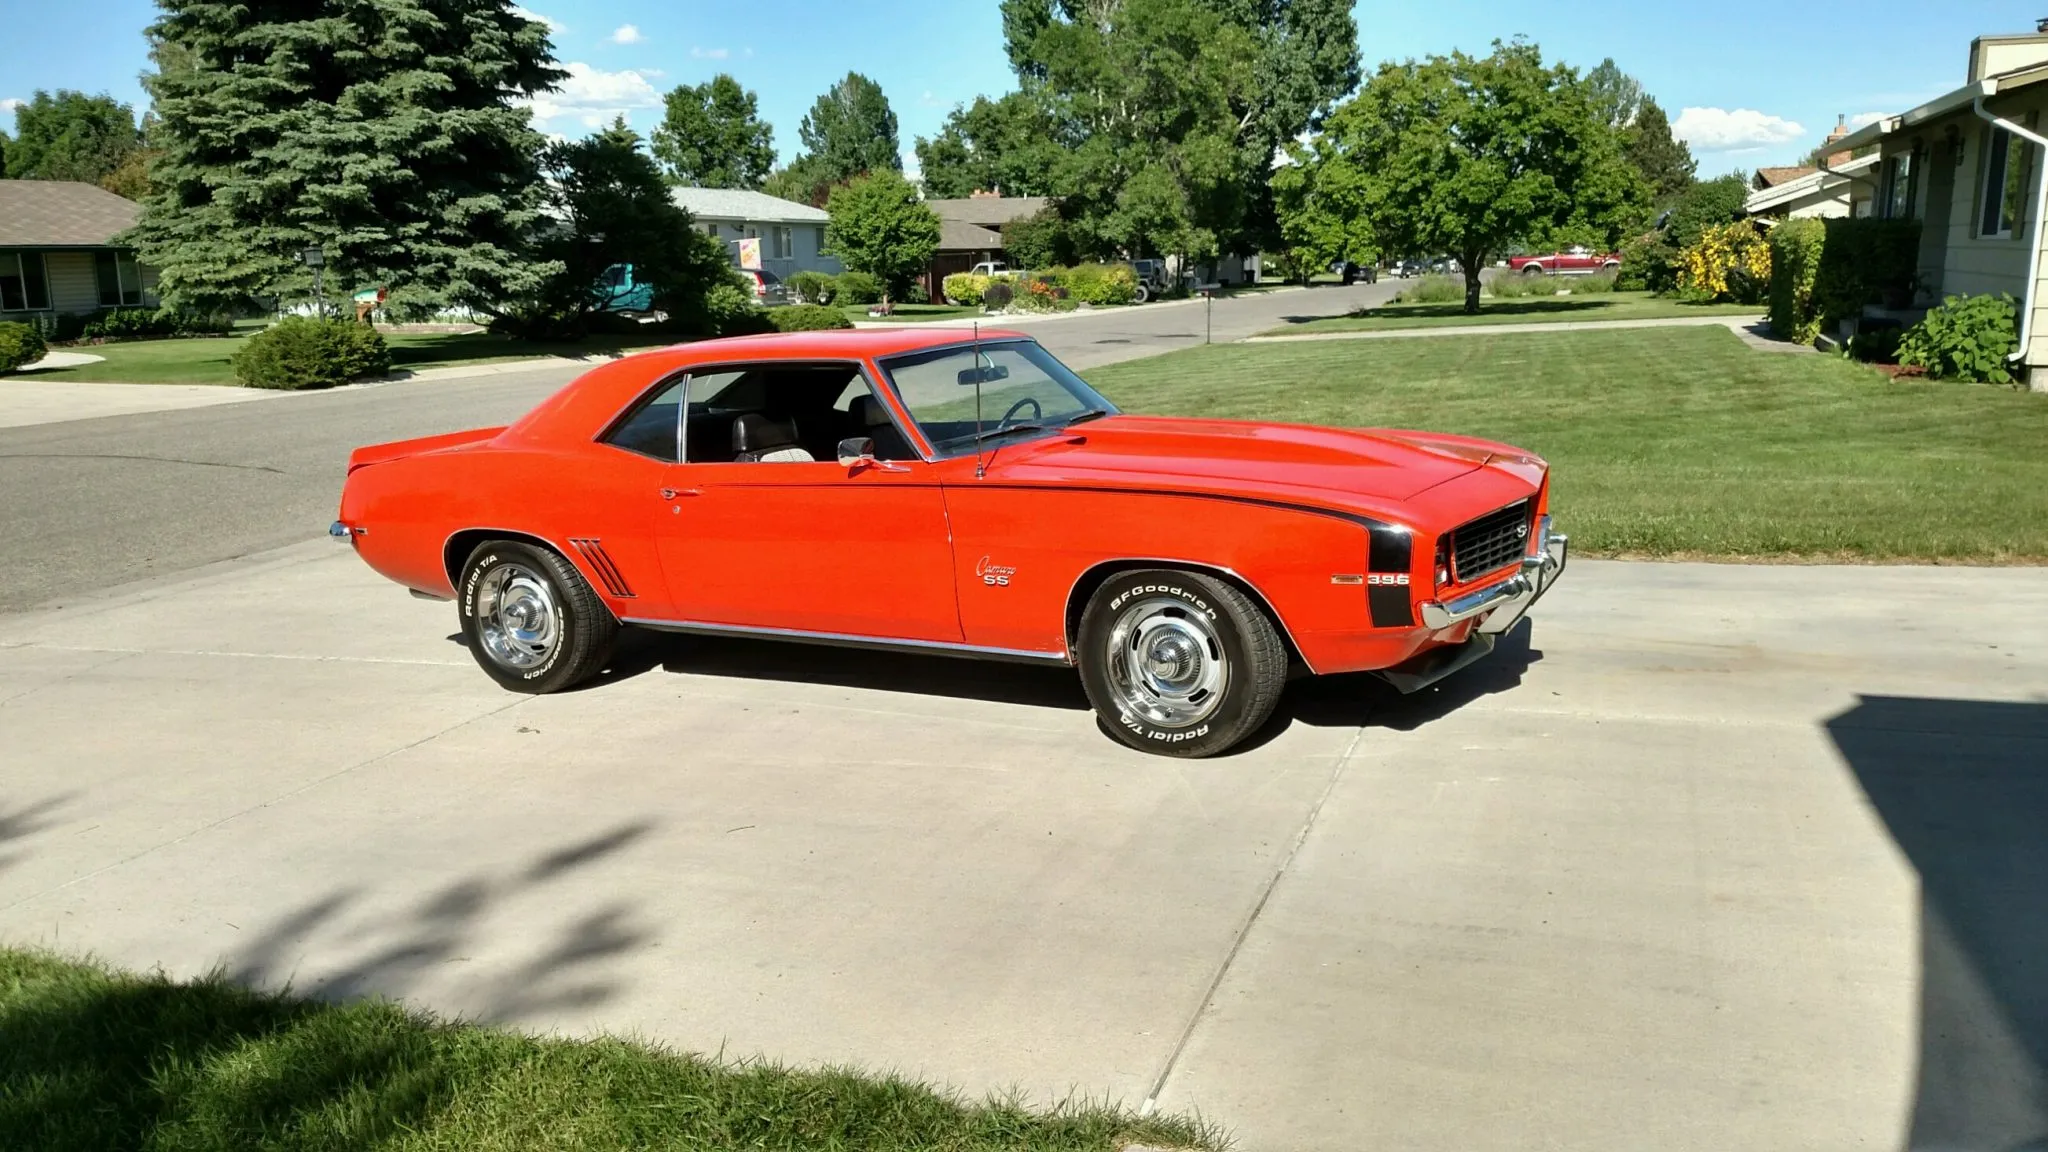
xmin=1417 ymin=516 xmax=1568 ymax=633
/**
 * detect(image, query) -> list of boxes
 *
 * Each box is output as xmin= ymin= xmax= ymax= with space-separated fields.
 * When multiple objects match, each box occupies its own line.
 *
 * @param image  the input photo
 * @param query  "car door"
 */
xmin=651 ymin=364 xmax=962 ymax=642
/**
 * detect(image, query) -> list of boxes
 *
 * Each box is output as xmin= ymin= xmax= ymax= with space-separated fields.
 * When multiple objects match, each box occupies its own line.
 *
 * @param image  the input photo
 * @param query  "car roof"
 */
xmin=500 ymin=325 xmax=1035 ymax=446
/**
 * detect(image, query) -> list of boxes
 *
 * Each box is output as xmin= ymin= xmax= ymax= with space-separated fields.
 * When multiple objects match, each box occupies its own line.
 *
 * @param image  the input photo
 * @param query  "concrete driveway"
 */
xmin=3 ymin=548 xmax=2042 ymax=1151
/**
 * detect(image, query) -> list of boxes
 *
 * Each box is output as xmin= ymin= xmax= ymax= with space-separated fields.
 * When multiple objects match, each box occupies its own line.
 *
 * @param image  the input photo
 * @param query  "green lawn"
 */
xmin=1265 ymin=290 xmax=1762 ymax=335
xmin=12 ymin=329 xmax=678 ymax=386
xmin=842 ymin=303 xmax=984 ymax=324
xmin=1085 ymin=326 xmax=2048 ymax=562
xmin=0 ymin=948 xmax=1217 ymax=1152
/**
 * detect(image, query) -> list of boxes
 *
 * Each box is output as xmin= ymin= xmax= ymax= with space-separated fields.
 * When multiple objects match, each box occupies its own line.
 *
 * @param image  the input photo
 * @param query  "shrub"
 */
xmin=767 ymin=304 xmax=854 ymax=332
xmin=0 ymin=321 xmax=49 ymax=373
xmin=943 ymin=272 xmax=991 ymax=306
xmin=1896 ymin=293 xmax=2020 ymax=384
xmin=1393 ymin=274 xmax=1465 ymax=304
xmin=1677 ymin=221 xmax=1770 ymax=305
xmin=1766 ymin=217 xmax=1827 ymax=345
xmin=1666 ymin=174 xmax=1752 ymax=250
xmin=1814 ymin=218 xmax=1921 ymax=324
xmin=1616 ymin=230 xmax=1678 ymax=292
xmin=788 ymin=270 xmax=838 ymax=305
xmin=1486 ymin=273 xmax=1552 ymax=299
xmin=835 ymin=270 xmax=882 ymax=305
xmin=1847 ymin=323 xmax=1903 ymax=364
xmin=1064 ymin=262 xmax=1140 ymax=305
xmin=1569 ymin=270 xmax=1620 ymax=294
xmin=230 ymin=317 xmax=390 ymax=390
xmin=701 ymin=282 xmax=774 ymax=336
xmin=75 ymin=307 xmax=230 ymax=342
xmin=981 ymin=280 xmax=1015 ymax=311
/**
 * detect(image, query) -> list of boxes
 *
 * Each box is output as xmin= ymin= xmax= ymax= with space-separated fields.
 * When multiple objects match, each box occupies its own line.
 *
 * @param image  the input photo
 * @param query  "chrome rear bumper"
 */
xmin=1418 ymin=516 xmax=1568 ymax=633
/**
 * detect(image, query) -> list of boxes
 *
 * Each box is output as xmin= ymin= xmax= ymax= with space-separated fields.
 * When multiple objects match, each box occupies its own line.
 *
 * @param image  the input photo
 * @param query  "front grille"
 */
xmin=1448 ymin=499 xmax=1532 ymax=584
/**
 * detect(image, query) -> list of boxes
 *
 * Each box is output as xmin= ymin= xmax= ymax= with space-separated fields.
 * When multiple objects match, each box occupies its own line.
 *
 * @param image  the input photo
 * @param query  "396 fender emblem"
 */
xmin=1366 ymin=573 xmax=1410 ymax=586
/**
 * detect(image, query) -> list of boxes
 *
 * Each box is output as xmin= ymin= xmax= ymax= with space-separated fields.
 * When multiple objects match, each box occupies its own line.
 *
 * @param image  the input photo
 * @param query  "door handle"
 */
xmin=659 ymin=487 xmax=702 ymax=499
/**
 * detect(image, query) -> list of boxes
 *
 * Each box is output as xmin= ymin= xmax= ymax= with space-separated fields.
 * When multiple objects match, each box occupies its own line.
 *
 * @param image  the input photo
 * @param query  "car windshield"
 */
xmin=877 ymin=339 xmax=1118 ymax=457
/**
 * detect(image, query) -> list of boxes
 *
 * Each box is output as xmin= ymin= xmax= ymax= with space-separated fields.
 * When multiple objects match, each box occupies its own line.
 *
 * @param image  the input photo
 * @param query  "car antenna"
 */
xmin=972 ymin=320 xmax=987 ymax=479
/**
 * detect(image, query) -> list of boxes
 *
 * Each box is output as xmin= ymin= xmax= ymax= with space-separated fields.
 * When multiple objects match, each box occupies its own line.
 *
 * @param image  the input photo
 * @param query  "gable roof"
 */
xmin=939 ymin=219 xmax=1005 ymax=251
xmin=669 ymin=187 xmax=829 ymax=224
xmin=1744 ymin=153 xmax=1879 ymax=215
xmin=925 ymin=196 xmax=1049 ymax=227
xmin=1754 ymin=166 xmax=1819 ymax=189
xmin=0 ymin=180 xmax=143 ymax=248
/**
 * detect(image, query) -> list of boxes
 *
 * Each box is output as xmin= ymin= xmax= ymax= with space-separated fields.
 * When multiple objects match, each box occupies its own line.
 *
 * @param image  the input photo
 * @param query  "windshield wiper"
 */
xmin=1063 ymin=409 xmax=1112 ymax=426
xmin=969 ymin=422 xmax=1053 ymax=444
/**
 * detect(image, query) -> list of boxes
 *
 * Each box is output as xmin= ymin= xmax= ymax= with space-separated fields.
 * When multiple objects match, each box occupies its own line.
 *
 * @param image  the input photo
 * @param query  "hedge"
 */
xmin=787 ymin=270 xmax=837 ymax=305
xmin=768 ymin=304 xmax=854 ymax=332
xmin=943 ymin=272 xmax=990 ymax=306
xmin=835 ymin=271 xmax=882 ymax=305
xmin=230 ymin=317 xmax=390 ymax=389
xmin=0 ymin=321 xmax=49 ymax=373
xmin=1767 ymin=217 xmax=1826 ymax=345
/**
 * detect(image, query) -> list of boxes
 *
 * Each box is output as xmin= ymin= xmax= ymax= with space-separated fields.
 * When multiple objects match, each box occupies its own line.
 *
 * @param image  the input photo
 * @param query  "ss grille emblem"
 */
xmin=1516 ymin=522 xmax=1530 ymax=538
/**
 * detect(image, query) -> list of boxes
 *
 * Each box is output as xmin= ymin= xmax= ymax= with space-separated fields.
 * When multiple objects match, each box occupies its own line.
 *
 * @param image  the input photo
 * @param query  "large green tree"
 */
xmin=798 ymin=73 xmax=901 ymax=184
xmin=1288 ymin=40 xmax=1646 ymax=313
xmin=997 ymin=0 xmax=1358 ymax=262
xmin=650 ymin=74 xmax=776 ymax=189
xmin=520 ymin=119 xmax=731 ymax=333
xmin=914 ymin=92 xmax=1064 ymax=199
xmin=3 ymin=90 xmax=140 ymax=184
xmin=1583 ymin=58 xmax=1644 ymax=130
xmin=1626 ymin=98 xmax=1697 ymax=202
xmin=128 ymin=0 xmax=564 ymax=317
xmin=825 ymin=170 xmax=940 ymax=306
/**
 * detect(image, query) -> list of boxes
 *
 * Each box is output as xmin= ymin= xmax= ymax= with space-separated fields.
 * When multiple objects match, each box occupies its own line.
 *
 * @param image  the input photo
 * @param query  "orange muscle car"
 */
xmin=332 ymin=328 xmax=1566 ymax=757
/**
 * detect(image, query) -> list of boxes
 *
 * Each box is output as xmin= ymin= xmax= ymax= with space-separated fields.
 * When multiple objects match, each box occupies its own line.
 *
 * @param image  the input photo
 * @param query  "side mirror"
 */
xmin=837 ymin=437 xmax=877 ymax=467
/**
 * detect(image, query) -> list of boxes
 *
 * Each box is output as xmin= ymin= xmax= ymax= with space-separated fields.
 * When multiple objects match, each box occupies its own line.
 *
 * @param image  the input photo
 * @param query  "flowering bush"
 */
xmin=1677 ymin=221 xmax=1771 ymax=305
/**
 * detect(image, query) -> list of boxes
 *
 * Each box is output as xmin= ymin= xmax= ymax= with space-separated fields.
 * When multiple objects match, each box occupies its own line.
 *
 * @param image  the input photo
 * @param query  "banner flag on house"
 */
xmin=737 ymin=237 xmax=762 ymax=270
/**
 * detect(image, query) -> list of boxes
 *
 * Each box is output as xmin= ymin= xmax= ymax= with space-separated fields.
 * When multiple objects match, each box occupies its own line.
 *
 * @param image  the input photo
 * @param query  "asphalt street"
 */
xmin=0 ymin=280 xmax=1399 ymax=614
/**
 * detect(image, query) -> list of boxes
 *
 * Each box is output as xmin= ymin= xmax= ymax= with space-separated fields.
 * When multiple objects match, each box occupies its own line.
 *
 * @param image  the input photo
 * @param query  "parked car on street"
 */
xmin=332 ymin=329 xmax=1566 ymax=759
xmin=737 ymin=267 xmax=788 ymax=306
xmin=1507 ymin=246 xmax=1621 ymax=275
xmin=1129 ymin=258 xmax=1170 ymax=302
xmin=1395 ymin=259 xmax=1425 ymax=278
xmin=969 ymin=260 xmax=1010 ymax=277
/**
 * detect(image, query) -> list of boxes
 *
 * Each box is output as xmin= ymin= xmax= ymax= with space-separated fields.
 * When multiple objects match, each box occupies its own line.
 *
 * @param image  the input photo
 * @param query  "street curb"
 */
xmin=1243 ymin=314 xmax=1763 ymax=343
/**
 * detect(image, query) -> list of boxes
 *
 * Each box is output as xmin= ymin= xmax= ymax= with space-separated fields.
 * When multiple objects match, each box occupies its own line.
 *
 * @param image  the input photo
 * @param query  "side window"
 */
xmin=683 ymin=370 xmax=760 ymax=464
xmin=603 ymin=376 xmax=687 ymax=461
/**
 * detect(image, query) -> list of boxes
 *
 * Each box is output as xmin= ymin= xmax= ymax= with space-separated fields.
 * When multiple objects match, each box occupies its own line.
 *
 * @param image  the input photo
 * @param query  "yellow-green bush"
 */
xmin=1766 ymin=218 xmax=1826 ymax=344
xmin=1678 ymin=221 xmax=1770 ymax=304
xmin=943 ymin=272 xmax=991 ymax=306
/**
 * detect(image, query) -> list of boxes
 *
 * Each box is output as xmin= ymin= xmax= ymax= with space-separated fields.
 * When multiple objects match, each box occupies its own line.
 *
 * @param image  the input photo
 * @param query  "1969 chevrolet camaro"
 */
xmin=333 ymin=327 xmax=1565 ymax=758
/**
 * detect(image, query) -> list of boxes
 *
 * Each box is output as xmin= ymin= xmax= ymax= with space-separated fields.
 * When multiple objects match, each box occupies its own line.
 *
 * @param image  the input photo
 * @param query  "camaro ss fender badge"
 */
xmin=975 ymin=555 xmax=1017 ymax=587
xmin=1366 ymin=573 xmax=1410 ymax=586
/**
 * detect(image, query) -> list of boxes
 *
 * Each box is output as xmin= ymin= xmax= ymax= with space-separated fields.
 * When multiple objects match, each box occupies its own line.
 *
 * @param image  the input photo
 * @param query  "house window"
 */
xmin=773 ymin=226 xmax=793 ymax=259
xmin=1882 ymin=149 xmax=1918 ymax=219
xmin=816 ymin=226 xmax=827 ymax=250
xmin=0 ymin=252 xmax=52 ymax=312
xmin=95 ymin=250 xmax=144 ymax=307
xmin=1980 ymin=124 xmax=2035 ymax=238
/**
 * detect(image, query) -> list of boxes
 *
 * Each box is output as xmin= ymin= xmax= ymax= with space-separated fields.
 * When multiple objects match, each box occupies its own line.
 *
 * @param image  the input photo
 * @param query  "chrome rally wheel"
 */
xmin=474 ymin=561 xmax=560 ymax=670
xmin=457 ymin=540 xmax=618 ymax=694
xmin=1076 ymin=569 xmax=1289 ymax=758
xmin=1105 ymin=596 xmax=1229 ymax=730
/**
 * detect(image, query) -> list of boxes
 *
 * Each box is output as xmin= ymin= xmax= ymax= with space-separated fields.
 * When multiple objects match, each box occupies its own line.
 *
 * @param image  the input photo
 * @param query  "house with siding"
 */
xmin=0 ymin=181 xmax=154 ymax=323
xmin=668 ymin=187 xmax=840 ymax=281
xmin=1823 ymin=25 xmax=2048 ymax=384
xmin=923 ymin=194 xmax=1048 ymax=299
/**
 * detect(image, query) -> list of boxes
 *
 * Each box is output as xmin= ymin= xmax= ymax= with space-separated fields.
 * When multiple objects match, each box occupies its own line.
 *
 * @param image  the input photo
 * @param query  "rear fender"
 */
xmin=347 ymin=427 xmax=507 ymax=474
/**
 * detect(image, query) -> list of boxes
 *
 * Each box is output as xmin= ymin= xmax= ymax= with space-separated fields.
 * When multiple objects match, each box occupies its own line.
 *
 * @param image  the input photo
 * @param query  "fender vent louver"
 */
xmin=568 ymin=537 xmax=635 ymax=599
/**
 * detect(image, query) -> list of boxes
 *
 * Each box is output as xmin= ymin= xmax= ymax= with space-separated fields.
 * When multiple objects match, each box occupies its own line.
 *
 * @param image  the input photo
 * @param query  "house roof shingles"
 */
xmin=669 ymin=187 xmax=829 ymax=223
xmin=925 ymin=196 xmax=1049 ymax=227
xmin=0 ymin=180 xmax=143 ymax=248
xmin=1753 ymin=166 xmax=1819 ymax=189
xmin=939 ymin=219 xmax=1004 ymax=251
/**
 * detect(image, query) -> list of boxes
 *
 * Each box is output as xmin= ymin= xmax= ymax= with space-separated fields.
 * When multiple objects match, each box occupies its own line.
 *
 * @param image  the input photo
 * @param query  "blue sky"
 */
xmin=0 ymin=0 xmax=2040 ymax=177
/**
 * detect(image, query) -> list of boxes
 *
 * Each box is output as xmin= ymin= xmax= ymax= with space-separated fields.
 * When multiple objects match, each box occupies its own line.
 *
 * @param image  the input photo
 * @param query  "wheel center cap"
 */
xmin=1146 ymin=636 xmax=1198 ymax=685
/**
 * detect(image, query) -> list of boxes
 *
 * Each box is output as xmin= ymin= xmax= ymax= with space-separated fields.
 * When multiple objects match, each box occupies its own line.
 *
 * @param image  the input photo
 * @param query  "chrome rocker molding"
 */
xmin=1418 ymin=516 xmax=1569 ymax=633
xmin=620 ymin=616 xmax=1072 ymax=666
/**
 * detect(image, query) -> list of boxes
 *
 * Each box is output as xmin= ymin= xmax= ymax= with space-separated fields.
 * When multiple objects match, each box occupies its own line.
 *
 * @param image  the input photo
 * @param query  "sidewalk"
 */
xmin=1245 ymin=313 xmax=1769 ymax=343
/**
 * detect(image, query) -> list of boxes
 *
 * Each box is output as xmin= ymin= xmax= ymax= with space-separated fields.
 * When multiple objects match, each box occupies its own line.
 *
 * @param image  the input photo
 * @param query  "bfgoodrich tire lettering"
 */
xmin=458 ymin=540 xmax=617 ymax=694
xmin=1076 ymin=569 xmax=1288 ymax=758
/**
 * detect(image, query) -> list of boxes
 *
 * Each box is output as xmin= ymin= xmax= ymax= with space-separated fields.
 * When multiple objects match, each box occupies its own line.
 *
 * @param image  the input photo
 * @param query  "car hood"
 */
xmin=984 ymin=415 xmax=1538 ymax=515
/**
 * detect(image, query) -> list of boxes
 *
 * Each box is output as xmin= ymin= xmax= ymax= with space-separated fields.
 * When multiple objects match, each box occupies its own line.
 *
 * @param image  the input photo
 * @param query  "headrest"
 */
xmin=731 ymin=413 xmax=797 ymax=452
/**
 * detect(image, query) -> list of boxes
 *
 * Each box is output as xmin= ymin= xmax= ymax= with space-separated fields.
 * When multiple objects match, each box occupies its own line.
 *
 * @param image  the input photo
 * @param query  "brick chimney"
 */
xmin=970 ymin=187 xmax=1001 ymax=199
xmin=1824 ymin=114 xmax=1851 ymax=167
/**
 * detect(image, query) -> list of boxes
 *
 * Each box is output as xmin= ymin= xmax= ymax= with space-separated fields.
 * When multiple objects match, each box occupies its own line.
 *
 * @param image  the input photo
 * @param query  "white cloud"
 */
xmin=1848 ymin=111 xmax=1889 ymax=129
xmin=1672 ymin=106 xmax=1806 ymax=152
xmin=511 ymin=6 xmax=563 ymax=34
xmin=690 ymin=46 xmax=729 ymax=60
xmin=0 ymin=97 xmax=24 ymax=114
xmin=610 ymin=24 xmax=641 ymax=45
xmin=919 ymin=90 xmax=945 ymax=108
xmin=525 ymin=62 xmax=662 ymax=129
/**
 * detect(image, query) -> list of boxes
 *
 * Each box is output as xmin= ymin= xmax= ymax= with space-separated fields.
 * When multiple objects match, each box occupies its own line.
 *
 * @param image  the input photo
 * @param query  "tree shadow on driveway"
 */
xmin=0 ymin=792 xmax=78 ymax=880
xmin=1826 ymin=695 xmax=2048 ymax=1152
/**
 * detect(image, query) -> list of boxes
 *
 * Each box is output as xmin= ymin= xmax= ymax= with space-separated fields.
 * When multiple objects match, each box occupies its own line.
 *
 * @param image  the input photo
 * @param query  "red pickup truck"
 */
xmin=1507 ymin=246 xmax=1620 ymax=275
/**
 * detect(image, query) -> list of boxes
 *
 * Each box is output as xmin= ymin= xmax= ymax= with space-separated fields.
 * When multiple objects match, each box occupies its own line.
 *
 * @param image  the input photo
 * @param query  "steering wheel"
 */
xmin=998 ymin=396 xmax=1041 ymax=429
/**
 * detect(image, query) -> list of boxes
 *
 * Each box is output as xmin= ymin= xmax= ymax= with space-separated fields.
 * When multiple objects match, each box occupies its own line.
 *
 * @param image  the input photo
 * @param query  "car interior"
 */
xmin=604 ymin=362 xmax=922 ymax=465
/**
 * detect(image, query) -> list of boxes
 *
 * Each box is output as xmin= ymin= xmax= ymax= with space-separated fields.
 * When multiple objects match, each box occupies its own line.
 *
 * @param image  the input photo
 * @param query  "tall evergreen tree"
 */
xmin=1583 ymin=58 xmax=1644 ymax=130
xmin=651 ymin=74 xmax=776 ymax=189
xmin=3 ymin=90 xmax=141 ymax=183
xmin=128 ymin=0 xmax=565 ymax=316
xmin=1626 ymin=99 xmax=1698 ymax=201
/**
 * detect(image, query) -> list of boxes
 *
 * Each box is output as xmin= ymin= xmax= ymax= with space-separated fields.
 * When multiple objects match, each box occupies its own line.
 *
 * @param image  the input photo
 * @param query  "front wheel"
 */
xmin=1076 ymin=570 xmax=1288 ymax=757
xmin=458 ymin=540 xmax=617 ymax=693
xmin=1522 ymin=264 xmax=1545 ymax=275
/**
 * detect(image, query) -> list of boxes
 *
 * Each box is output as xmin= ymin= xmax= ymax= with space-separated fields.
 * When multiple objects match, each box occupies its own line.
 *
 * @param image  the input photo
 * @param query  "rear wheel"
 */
xmin=1522 ymin=263 xmax=1545 ymax=275
xmin=1076 ymin=570 xmax=1288 ymax=758
xmin=458 ymin=540 xmax=617 ymax=693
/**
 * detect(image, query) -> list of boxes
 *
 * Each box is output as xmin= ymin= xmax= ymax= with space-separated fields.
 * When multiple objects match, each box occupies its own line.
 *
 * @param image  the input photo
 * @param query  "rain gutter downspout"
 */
xmin=1973 ymin=92 xmax=2048 ymax=367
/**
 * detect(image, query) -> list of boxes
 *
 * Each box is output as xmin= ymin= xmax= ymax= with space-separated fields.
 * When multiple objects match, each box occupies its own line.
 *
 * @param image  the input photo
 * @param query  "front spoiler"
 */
xmin=1375 ymin=518 xmax=1568 ymax=696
